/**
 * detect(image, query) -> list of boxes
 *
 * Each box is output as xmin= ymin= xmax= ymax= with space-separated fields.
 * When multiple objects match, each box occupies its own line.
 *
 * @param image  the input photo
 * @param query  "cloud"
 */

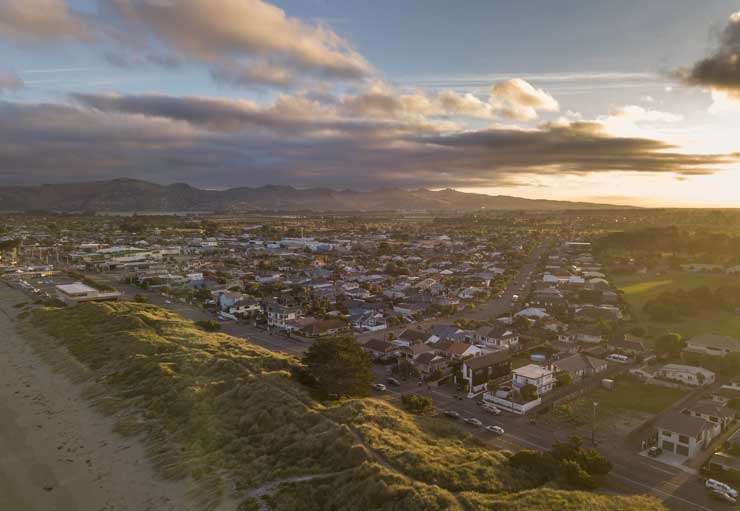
xmin=0 ymin=94 xmax=733 ymax=189
xmin=490 ymin=78 xmax=559 ymax=120
xmin=104 ymin=51 xmax=181 ymax=69
xmin=211 ymin=62 xmax=294 ymax=88
xmin=677 ymin=11 xmax=740 ymax=98
xmin=0 ymin=0 xmax=91 ymax=43
xmin=107 ymin=0 xmax=373 ymax=85
xmin=608 ymin=105 xmax=682 ymax=123
xmin=0 ymin=72 xmax=24 ymax=93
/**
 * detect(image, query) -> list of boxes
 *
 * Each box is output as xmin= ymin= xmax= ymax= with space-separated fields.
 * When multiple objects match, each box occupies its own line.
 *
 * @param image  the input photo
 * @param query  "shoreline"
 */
xmin=0 ymin=285 xmax=199 ymax=511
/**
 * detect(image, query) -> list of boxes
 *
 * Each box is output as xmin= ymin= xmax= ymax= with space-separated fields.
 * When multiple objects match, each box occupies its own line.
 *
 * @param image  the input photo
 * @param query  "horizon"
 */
xmin=1 ymin=1 xmax=740 ymax=207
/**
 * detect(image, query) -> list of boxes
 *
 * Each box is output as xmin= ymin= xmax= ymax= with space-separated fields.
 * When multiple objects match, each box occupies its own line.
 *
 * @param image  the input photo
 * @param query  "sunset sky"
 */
xmin=1 ymin=0 xmax=740 ymax=207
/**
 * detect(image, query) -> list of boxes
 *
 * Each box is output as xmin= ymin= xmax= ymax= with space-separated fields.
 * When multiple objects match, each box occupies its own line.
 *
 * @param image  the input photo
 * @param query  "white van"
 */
xmin=481 ymin=402 xmax=501 ymax=415
xmin=706 ymin=478 xmax=737 ymax=498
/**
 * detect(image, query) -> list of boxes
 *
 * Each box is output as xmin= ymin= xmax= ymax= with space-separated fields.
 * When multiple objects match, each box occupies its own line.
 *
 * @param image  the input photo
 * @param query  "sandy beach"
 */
xmin=0 ymin=284 xmax=197 ymax=511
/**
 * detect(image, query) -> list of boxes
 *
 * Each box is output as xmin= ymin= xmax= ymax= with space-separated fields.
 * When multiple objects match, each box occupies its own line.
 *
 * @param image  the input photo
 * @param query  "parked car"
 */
xmin=481 ymin=403 xmax=501 ymax=415
xmin=706 ymin=479 xmax=737 ymax=499
xmin=372 ymin=383 xmax=387 ymax=391
xmin=485 ymin=425 xmax=505 ymax=435
xmin=647 ymin=446 xmax=662 ymax=457
xmin=443 ymin=410 xmax=460 ymax=419
xmin=463 ymin=417 xmax=483 ymax=427
xmin=386 ymin=377 xmax=401 ymax=386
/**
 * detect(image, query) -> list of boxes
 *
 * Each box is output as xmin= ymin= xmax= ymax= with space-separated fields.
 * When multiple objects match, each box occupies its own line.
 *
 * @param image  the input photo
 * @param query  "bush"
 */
xmin=195 ymin=319 xmax=221 ymax=331
xmin=401 ymin=394 xmax=433 ymax=415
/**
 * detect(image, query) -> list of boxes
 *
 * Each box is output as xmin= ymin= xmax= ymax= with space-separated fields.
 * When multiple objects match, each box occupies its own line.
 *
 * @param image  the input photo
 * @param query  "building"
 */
xmin=265 ymin=302 xmax=302 ymax=329
xmin=553 ymin=353 xmax=607 ymax=380
xmin=685 ymin=334 xmax=740 ymax=357
xmin=512 ymin=364 xmax=555 ymax=396
xmin=657 ymin=364 xmax=715 ymax=387
xmin=655 ymin=411 xmax=713 ymax=458
xmin=55 ymin=282 xmax=121 ymax=305
xmin=461 ymin=351 xmax=511 ymax=395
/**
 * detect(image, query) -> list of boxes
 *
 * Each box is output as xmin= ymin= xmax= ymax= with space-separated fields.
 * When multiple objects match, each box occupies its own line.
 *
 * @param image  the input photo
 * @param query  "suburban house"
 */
xmin=608 ymin=334 xmax=647 ymax=356
xmin=574 ymin=327 xmax=604 ymax=344
xmin=55 ymin=282 xmax=121 ymax=305
xmin=475 ymin=324 xmax=520 ymax=349
xmin=685 ymin=334 xmax=740 ymax=357
xmin=397 ymin=328 xmax=428 ymax=346
xmin=512 ymin=364 xmax=556 ymax=396
xmin=657 ymin=364 xmax=715 ymax=387
xmin=681 ymin=400 xmax=735 ymax=436
xmin=461 ymin=351 xmax=511 ymax=395
xmin=445 ymin=341 xmax=483 ymax=360
xmin=363 ymin=339 xmax=398 ymax=361
xmin=298 ymin=318 xmax=348 ymax=337
xmin=264 ymin=301 xmax=302 ymax=329
xmin=413 ymin=351 xmax=449 ymax=376
xmin=655 ymin=411 xmax=713 ymax=458
xmin=553 ymin=353 xmax=608 ymax=380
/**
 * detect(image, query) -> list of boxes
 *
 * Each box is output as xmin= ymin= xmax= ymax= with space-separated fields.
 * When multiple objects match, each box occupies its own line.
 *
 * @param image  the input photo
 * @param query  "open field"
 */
xmin=24 ymin=298 xmax=666 ymax=511
xmin=550 ymin=376 xmax=687 ymax=436
xmin=615 ymin=271 xmax=740 ymax=339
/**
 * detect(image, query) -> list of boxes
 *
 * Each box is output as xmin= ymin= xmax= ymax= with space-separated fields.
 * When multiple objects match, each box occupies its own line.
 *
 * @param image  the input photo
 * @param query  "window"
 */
xmin=676 ymin=444 xmax=689 ymax=456
xmin=678 ymin=435 xmax=689 ymax=444
xmin=662 ymin=430 xmax=672 ymax=437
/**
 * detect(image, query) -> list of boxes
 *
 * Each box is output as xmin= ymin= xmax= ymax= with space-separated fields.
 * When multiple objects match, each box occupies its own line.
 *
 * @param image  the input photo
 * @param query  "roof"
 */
xmin=554 ymin=354 xmax=606 ymax=374
xmin=687 ymin=334 xmax=740 ymax=352
xmin=398 ymin=328 xmax=428 ymax=343
xmin=414 ymin=352 xmax=441 ymax=365
xmin=684 ymin=400 xmax=735 ymax=419
xmin=709 ymin=452 xmax=740 ymax=471
xmin=464 ymin=351 xmax=511 ymax=370
xmin=364 ymin=338 xmax=393 ymax=352
xmin=655 ymin=411 xmax=711 ymax=438
xmin=513 ymin=363 xmax=553 ymax=379
xmin=446 ymin=342 xmax=475 ymax=355
xmin=56 ymin=282 xmax=97 ymax=295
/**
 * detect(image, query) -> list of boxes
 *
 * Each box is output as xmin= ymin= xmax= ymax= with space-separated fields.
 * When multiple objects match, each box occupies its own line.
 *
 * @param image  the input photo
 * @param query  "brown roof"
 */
xmin=446 ymin=341 xmax=473 ymax=356
xmin=464 ymin=351 xmax=511 ymax=371
xmin=364 ymin=338 xmax=393 ymax=353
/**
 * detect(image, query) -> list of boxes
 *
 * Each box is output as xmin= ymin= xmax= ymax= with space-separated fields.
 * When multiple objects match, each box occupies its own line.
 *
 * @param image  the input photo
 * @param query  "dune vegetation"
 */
xmin=29 ymin=301 xmax=666 ymax=511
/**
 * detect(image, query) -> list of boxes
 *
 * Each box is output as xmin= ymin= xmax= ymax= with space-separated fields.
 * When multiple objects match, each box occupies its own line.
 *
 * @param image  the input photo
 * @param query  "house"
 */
xmin=299 ymin=318 xmax=348 ymax=337
xmin=681 ymin=401 xmax=735 ymax=434
xmin=608 ymin=334 xmax=647 ymax=356
xmin=363 ymin=339 xmax=398 ymax=361
xmin=574 ymin=327 xmax=603 ymax=344
xmin=553 ymin=354 xmax=608 ymax=380
xmin=413 ymin=351 xmax=449 ymax=376
xmin=265 ymin=301 xmax=302 ymax=329
xmin=515 ymin=307 xmax=548 ymax=319
xmin=475 ymin=324 xmax=520 ymax=349
xmin=461 ymin=351 xmax=511 ymax=395
xmin=217 ymin=291 xmax=244 ymax=311
xmin=658 ymin=364 xmax=715 ymax=387
xmin=397 ymin=328 xmax=428 ymax=346
xmin=55 ymin=282 xmax=121 ymax=305
xmin=655 ymin=411 xmax=713 ymax=458
xmin=685 ymin=334 xmax=740 ymax=357
xmin=445 ymin=342 xmax=482 ymax=360
xmin=512 ymin=364 xmax=556 ymax=396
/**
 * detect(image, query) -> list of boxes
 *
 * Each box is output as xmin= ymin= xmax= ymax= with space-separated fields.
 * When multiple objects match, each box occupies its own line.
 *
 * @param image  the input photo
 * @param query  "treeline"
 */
xmin=595 ymin=226 xmax=740 ymax=263
xmin=643 ymin=286 xmax=740 ymax=321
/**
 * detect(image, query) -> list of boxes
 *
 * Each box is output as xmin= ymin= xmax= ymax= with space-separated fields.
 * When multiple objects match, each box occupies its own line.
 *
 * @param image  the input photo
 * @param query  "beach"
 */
xmin=0 ymin=284 xmax=195 ymax=511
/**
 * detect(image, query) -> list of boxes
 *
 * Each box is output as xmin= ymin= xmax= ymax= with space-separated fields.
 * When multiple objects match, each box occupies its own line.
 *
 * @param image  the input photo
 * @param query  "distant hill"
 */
xmin=0 ymin=178 xmax=634 ymax=212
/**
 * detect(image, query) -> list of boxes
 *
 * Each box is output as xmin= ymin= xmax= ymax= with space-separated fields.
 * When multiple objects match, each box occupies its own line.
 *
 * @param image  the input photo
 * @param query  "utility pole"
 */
xmin=591 ymin=401 xmax=599 ymax=446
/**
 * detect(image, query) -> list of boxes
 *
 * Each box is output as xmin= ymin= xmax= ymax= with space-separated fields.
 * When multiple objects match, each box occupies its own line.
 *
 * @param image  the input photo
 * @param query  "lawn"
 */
xmin=552 ymin=375 xmax=687 ymax=430
xmin=615 ymin=271 xmax=740 ymax=339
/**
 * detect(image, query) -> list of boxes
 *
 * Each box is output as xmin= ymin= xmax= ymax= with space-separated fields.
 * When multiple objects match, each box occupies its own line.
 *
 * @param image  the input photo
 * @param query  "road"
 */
xmin=374 ymin=375 xmax=729 ymax=511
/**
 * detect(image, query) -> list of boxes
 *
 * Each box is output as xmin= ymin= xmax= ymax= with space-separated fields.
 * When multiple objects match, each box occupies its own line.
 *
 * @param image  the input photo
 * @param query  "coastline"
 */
xmin=0 ymin=284 xmax=197 ymax=511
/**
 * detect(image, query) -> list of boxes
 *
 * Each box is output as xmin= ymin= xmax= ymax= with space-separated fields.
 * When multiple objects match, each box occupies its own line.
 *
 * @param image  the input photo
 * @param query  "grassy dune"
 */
xmin=30 ymin=302 xmax=666 ymax=511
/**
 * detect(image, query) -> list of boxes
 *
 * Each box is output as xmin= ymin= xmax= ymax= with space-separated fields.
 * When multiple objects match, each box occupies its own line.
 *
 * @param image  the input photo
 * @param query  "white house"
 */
xmin=512 ymin=364 xmax=555 ymax=396
xmin=655 ymin=411 xmax=713 ymax=458
xmin=658 ymin=364 xmax=715 ymax=387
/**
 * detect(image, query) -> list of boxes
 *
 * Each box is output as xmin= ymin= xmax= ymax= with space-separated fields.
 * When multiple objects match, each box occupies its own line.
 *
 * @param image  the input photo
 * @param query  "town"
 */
xmin=2 ymin=209 xmax=740 ymax=510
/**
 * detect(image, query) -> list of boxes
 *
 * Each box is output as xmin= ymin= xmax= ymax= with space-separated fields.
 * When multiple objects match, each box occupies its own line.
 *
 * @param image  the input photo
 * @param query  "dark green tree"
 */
xmin=655 ymin=332 xmax=685 ymax=358
xmin=301 ymin=336 xmax=373 ymax=398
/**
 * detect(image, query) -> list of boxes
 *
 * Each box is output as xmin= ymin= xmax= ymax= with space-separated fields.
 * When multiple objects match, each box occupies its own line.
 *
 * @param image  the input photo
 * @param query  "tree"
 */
xmin=301 ymin=336 xmax=373 ymax=398
xmin=401 ymin=394 xmax=433 ymax=414
xmin=195 ymin=320 xmax=221 ymax=332
xmin=655 ymin=332 xmax=685 ymax=358
xmin=556 ymin=372 xmax=573 ymax=388
xmin=394 ymin=359 xmax=420 ymax=380
xmin=520 ymin=383 xmax=538 ymax=402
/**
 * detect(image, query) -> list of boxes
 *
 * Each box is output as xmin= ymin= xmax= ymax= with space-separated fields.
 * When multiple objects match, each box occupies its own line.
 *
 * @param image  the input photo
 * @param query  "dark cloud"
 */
xmin=678 ymin=12 xmax=740 ymax=96
xmin=0 ymin=96 xmax=734 ymax=189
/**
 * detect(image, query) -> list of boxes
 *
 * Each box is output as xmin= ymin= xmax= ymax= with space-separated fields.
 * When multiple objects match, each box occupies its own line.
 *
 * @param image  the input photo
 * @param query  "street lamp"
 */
xmin=591 ymin=401 xmax=599 ymax=446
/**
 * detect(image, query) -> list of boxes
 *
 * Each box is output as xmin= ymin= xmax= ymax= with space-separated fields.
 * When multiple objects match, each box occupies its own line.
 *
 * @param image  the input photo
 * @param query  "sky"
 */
xmin=1 ymin=1 xmax=740 ymax=207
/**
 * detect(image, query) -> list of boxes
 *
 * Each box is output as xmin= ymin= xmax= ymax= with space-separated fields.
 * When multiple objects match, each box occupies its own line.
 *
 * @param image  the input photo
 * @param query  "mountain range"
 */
xmin=1 ymin=179 xmax=633 ymax=212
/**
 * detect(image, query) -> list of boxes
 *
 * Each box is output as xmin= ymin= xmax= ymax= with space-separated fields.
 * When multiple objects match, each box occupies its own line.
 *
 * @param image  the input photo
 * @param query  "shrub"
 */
xmin=401 ymin=394 xmax=433 ymax=415
xmin=195 ymin=319 xmax=221 ymax=331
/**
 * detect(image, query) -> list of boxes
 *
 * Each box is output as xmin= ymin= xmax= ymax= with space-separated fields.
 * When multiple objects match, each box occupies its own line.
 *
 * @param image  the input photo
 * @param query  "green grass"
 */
xmin=615 ymin=271 xmax=740 ymax=339
xmin=29 ymin=301 xmax=667 ymax=511
xmin=553 ymin=375 xmax=687 ymax=426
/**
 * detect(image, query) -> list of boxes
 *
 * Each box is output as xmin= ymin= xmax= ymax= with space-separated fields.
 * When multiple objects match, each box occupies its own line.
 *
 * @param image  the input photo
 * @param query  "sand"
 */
xmin=0 ymin=284 xmax=204 ymax=511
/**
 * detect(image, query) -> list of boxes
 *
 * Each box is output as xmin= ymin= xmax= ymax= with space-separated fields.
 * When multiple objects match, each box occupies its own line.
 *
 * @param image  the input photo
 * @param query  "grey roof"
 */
xmin=553 ymin=354 xmax=606 ymax=374
xmin=687 ymin=334 xmax=740 ymax=352
xmin=464 ymin=351 xmax=511 ymax=370
xmin=684 ymin=400 xmax=735 ymax=419
xmin=655 ymin=411 xmax=710 ymax=438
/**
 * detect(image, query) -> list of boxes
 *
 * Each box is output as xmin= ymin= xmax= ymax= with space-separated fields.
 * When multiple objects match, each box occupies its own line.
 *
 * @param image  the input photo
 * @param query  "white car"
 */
xmin=706 ymin=479 xmax=737 ymax=499
xmin=710 ymin=489 xmax=737 ymax=504
xmin=482 ymin=404 xmax=501 ymax=415
xmin=463 ymin=417 xmax=483 ymax=427
xmin=485 ymin=425 xmax=505 ymax=435
xmin=372 ymin=383 xmax=387 ymax=391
